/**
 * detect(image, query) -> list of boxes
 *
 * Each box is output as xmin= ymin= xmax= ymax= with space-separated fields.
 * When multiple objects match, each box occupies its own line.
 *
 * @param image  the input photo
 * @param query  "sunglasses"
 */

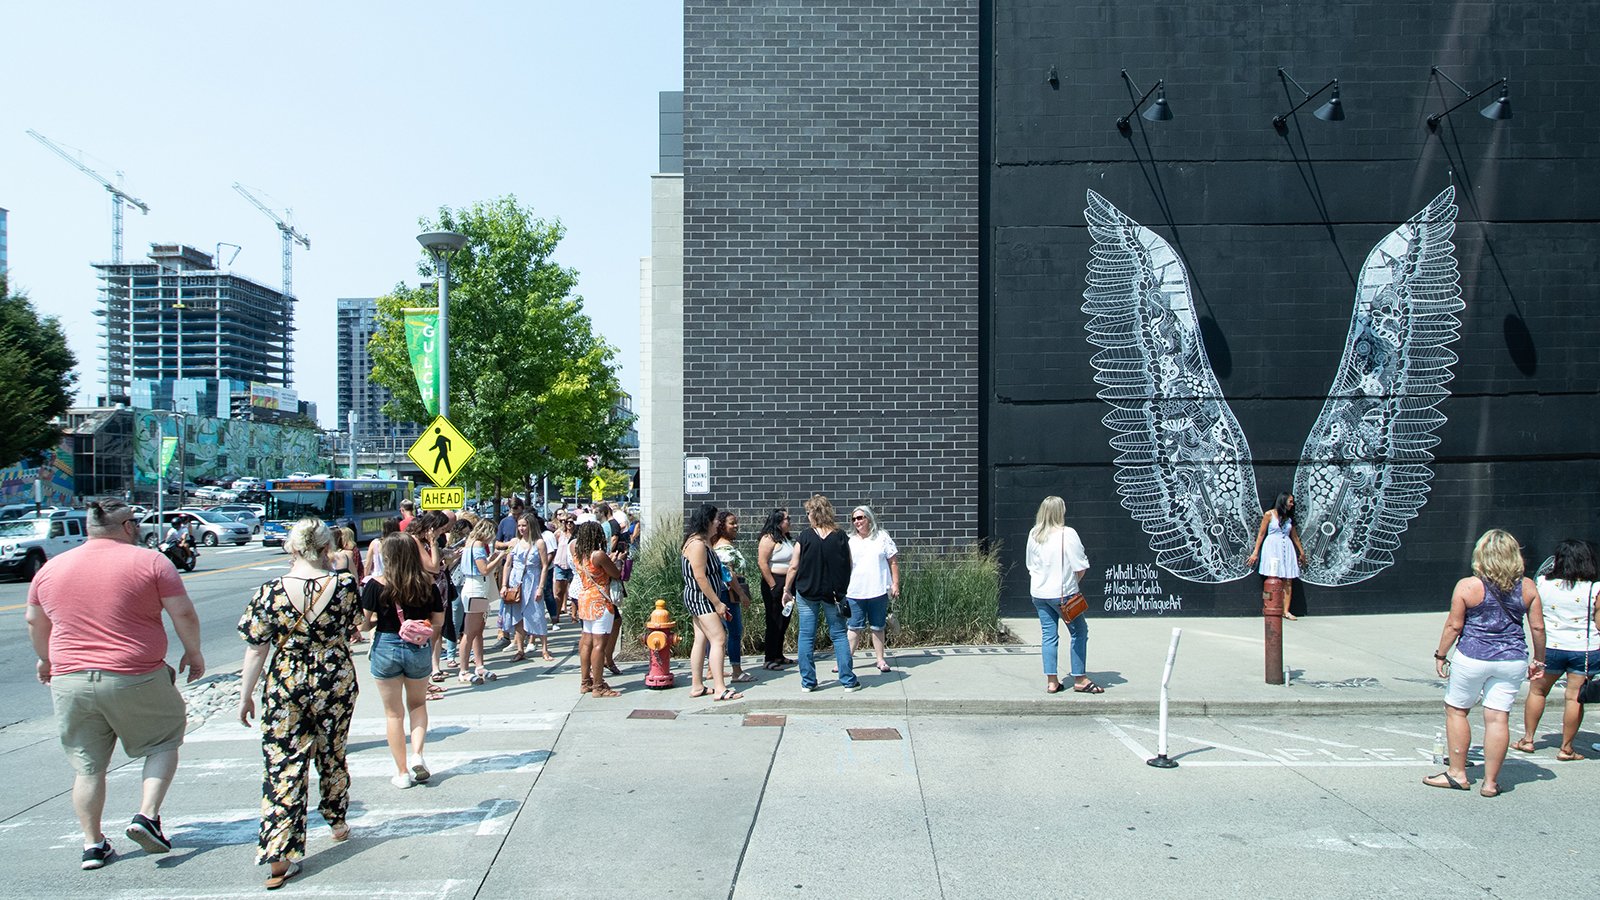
xmin=852 ymin=515 xmax=866 ymax=521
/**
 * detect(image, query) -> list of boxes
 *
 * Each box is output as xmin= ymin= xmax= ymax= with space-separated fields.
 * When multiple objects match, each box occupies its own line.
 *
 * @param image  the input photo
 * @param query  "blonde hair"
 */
xmin=1030 ymin=496 xmax=1065 ymax=544
xmin=469 ymin=518 xmax=497 ymax=545
xmin=804 ymin=494 xmax=837 ymax=530
xmin=337 ymin=526 xmax=357 ymax=552
xmin=286 ymin=517 xmax=334 ymax=561
xmin=1471 ymin=529 xmax=1525 ymax=592
xmin=851 ymin=505 xmax=880 ymax=539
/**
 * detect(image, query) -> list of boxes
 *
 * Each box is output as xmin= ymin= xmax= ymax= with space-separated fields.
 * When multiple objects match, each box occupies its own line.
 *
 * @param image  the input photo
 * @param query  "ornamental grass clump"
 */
xmin=619 ymin=513 xmax=1001 ymax=657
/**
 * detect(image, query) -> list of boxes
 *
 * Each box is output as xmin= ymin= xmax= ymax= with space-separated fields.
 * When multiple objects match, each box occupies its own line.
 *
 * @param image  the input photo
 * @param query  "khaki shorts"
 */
xmin=51 ymin=666 xmax=187 ymax=775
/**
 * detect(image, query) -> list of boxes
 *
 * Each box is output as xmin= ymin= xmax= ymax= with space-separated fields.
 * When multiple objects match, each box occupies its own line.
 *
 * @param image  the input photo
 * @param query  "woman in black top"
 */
xmin=782 ymin=494 xmax=859 ymax=691
xmin=360 ymin=533 xmax=445 ymax=789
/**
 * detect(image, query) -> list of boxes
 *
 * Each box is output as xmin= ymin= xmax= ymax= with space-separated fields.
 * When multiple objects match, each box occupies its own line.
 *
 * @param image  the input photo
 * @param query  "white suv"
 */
xmin=0 ymin=514 xmax=87 ymax=580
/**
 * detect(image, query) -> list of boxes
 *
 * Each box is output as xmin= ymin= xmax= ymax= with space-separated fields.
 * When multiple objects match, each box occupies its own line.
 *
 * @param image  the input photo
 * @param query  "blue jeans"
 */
xmin=1032 ymin=597 xmax=1087 ymax=677
xmin=726 ymin=603 xmax=744 ymax=667
xmin=442 ymin=595 xmax=465 ymax=662
xmin=796 ymin=595 xmax=857 ymax=689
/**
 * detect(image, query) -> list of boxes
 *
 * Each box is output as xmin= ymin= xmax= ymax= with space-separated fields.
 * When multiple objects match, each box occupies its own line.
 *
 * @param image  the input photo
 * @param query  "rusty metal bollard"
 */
xmin=1262 ymin=577 xmax=1285 ymax=685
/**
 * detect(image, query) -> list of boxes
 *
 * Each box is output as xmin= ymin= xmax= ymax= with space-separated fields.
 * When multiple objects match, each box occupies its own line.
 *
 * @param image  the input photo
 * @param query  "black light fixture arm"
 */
xmin=1116 ymin=69 xmax=1164 ymax=132
xmin=1428 ymin=67 xmax=1508 ymax=130
xmin=1272 ymin=68 xmax=1339 ymax=128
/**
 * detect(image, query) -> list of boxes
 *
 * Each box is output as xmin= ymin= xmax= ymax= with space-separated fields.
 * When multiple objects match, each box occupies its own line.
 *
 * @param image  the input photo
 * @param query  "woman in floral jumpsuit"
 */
xmin=238 ymin=518 xmax=362 ymax=889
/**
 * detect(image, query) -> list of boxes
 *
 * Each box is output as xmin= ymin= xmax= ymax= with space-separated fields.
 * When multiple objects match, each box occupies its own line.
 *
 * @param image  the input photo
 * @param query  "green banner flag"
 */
xmin=403 ymin=308 xmax=440 ymax=416
xmin=158 ymin=436 xmax=179 ymax=478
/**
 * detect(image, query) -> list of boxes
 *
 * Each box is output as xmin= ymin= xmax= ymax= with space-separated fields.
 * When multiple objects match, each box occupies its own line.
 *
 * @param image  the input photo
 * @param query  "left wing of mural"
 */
xmin=1082 ymin=190 xmax=1258 ymax=583
xmin=1293 ymin=187 xmax=1463 ymax=586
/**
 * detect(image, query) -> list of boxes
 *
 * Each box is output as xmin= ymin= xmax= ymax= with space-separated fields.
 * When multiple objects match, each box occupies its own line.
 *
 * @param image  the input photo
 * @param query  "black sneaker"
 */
xmin=125 ymin=814 xmax=172 ymax=854
xmin=81 ymin=840 xmax=114 ymax=870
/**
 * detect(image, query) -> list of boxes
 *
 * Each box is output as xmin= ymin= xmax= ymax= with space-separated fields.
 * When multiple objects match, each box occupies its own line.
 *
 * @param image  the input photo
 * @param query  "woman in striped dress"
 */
xmin=682 ymin=503 xmax=740 ymax=701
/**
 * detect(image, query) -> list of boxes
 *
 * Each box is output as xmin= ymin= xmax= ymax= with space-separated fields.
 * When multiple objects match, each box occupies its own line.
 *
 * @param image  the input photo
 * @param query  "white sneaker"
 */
xmin=390 ymin=772 xmax=414 ymax=789
xmin=800 ymin=684 xmax=816 ymax=693
xmin=842 ymin=683 xmax=864 ymax=693
xmin=410 ymin=757 xmax=431 ymax=783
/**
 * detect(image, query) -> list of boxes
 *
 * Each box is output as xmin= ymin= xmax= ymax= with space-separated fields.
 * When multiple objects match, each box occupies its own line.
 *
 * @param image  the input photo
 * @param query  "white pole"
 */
xmin=1147 ymin=626 xmax=1182 ymax=768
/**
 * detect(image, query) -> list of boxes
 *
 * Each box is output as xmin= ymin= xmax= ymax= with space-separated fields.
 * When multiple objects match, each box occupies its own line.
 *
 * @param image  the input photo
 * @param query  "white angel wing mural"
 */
xmin=1082 ymin=190 xmax=1259 ymax=583
xmin=1294 ymin=187 xmax=1463 ymax=585
xmin=1080 ymin=188 xmax=1465 ymax=587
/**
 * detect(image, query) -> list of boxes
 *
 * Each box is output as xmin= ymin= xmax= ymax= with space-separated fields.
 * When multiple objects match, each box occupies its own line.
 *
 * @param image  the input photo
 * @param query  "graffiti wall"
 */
xmin=132 ymin=412 xmax=320 ymax=485
xmin=0 ymin=446 xmax=74 ymax=506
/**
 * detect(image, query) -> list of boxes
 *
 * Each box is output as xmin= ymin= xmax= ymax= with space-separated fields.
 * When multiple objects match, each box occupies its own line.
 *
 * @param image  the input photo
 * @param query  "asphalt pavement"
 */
xmin=1 ymin=589 xmax=1594 ymax=898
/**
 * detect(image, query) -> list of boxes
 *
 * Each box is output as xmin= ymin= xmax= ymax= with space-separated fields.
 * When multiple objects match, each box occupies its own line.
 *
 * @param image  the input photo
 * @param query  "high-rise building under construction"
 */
xmin=93 ymin=243 xmax=294 ymax=406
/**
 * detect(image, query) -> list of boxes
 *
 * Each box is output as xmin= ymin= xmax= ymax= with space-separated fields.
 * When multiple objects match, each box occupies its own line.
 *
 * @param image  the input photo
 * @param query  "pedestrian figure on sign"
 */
xmin=430 ymin=428 xmax=452 ymax=475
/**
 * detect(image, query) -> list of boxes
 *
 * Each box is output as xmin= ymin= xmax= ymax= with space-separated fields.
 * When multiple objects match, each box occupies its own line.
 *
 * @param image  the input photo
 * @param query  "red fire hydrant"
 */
xmin=1262 ymin=577 xmax=1286 ymax=685
xmin=644 ymin=599 xmax=679 ymax=689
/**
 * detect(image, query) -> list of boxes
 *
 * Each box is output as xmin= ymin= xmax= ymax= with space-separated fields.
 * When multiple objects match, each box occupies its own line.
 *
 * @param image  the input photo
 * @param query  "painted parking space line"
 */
xmin=184 ymin=711 xmax=566 ymax=743
xmin=1232 ymin=723 xmax=1361 ymax=748
xmin=109 ymin=748 xmax=550 ymax=781
xmin=1095 ymin=716 xmax=1154 ymax=758
xmin=105 ymin=881 xmax=474 ymax=900
xmin=1100 ymin=718 xmax=1555 ymax=768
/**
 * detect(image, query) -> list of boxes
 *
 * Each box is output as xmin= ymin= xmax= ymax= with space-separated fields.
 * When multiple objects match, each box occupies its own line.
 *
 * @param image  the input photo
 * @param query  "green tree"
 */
xmin=0 ymin=277 xmax=76 ymax=466
xmin=369 ymin=197 xmax=632 ymax=506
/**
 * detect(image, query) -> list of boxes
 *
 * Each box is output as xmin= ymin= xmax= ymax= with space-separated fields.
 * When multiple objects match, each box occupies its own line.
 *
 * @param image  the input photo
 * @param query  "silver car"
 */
xmin=139 ymin=510 xmax=253 ymax=547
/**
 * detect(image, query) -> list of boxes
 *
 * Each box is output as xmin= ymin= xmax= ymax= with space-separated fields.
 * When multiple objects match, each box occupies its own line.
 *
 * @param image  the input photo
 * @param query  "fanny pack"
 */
xmin=395 ymin=603 xmax=434 ymax=646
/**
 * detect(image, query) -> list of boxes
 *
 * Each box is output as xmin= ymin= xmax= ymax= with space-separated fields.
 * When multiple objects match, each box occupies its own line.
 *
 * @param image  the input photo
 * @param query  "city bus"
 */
xmin=260 ymin=477 xmax=412 ymax=547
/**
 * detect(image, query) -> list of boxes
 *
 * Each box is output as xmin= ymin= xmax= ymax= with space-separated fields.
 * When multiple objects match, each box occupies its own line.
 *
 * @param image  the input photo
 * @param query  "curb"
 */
xmin=688 ymin=696 xmax=1444 ymax=718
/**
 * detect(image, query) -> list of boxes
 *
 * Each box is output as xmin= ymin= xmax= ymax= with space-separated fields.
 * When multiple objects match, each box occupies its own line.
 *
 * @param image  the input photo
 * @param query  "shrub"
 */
xmin=619 ymin=514 xmax=1001 ymax=655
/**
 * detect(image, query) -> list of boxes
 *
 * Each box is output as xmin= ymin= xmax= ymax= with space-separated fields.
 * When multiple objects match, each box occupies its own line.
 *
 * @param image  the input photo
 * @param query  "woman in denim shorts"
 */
xmin=361 ymin=534 xmax=445 ymax=789
xmin=845 ymin=505 xmax=899 ymax=675
xmin=551 ymin=516 xmax=575 ymax=627
xmin=1515 ymin=539 xmax=1599 ymax=761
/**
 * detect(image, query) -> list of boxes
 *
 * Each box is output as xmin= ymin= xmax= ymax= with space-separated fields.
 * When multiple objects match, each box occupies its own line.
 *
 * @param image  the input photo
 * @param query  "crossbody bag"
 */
xmin=1057 ymin=530 xmax=1086 ymax=623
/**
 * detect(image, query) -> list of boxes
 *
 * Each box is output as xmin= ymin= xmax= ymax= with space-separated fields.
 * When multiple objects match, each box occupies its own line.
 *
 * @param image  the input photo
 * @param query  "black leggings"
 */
xmin=760 ymin=575 xmax=791 ymax=663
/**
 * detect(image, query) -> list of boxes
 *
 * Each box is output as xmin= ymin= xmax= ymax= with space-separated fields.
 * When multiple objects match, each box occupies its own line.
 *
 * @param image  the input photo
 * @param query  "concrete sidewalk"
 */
xmin=645 ymin=610 xmax=1458 ymax=718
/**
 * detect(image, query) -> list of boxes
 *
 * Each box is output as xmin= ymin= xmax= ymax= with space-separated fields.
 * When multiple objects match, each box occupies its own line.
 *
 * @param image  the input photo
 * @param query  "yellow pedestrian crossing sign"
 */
xmin=590 ymin=476 xmax=606 ymax=502
xmin=407 ymin=415 xmax=475 ymax=488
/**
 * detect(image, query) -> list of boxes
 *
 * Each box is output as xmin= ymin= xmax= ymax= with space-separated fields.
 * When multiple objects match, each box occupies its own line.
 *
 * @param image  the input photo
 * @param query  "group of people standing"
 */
xmin=679 ymin=494 xmax=902 ymax=698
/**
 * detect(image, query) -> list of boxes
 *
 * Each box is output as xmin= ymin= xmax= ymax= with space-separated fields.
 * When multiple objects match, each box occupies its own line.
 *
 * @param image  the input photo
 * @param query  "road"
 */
xmin=0 ymin=542 xmax=289 ymax=728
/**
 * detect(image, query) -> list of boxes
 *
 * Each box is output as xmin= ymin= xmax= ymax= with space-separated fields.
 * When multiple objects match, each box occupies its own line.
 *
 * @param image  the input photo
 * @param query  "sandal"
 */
xmin=265 ymin=861 xmax=302 ymax=890
xmin=1046 ymin=683 xmax=1063 ymax=694
xmin=592 ymin=686 xmax=621 ymax=698
xmin=1479 ymin=784 xmax=1501 ymax=798
xmin=876 ymin=661 xmax=891 ymax=673
xmin=730 ymin=671 xmax=756 ymax=683
xmin=510 ymin=652 xmax=526 ymax=662
xmin=714 ymin=688 xmax=744 ymax=701
xmin=541 ymin=653 xmax=555 ymax=662
xmin=1511 ymin=738 xmax=1536 ymax=753
xmin=1422 ymin=772 xmax=1472 ymax=791
xmin=1555 ymin=749 xmax=1585 ymax=761
xmin=330 ymin=822 xmax=351 ymax=842
xmin=1073 ymin=680 xmax=1105 ymax=694
xmin=430 ymin=671 xmax=448 ymax=682
xmin=688 ymin=686 xmax=710 ymax=698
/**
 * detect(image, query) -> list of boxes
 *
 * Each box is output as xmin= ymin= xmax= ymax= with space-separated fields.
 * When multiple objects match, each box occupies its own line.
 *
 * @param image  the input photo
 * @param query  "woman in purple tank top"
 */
xmin=1426 ymin=529 xmax=1546 ymax=797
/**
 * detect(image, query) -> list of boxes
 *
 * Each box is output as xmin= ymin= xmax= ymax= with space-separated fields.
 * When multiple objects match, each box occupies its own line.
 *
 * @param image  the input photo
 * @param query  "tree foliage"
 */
xmin=0 ymin=277 xmax=76 ymax=466
xmin=369 ymin=197 xmax=632 ymax=498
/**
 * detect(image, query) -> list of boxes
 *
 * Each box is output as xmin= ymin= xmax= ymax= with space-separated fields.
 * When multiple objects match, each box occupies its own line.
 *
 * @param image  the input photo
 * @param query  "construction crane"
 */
xmin=232 ymin=182 xmax=310 ymax=296
xmin=26 ymin=129 xmax=151 ymax=264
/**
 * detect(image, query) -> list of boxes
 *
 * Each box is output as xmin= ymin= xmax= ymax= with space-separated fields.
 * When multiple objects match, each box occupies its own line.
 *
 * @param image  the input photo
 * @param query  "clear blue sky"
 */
xmin=1 ymin=1 xmax=682 ymax=427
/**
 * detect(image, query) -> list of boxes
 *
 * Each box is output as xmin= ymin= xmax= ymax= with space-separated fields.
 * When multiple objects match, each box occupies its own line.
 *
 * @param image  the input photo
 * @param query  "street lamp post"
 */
xmin=347 ymin=410 xmax=358 ymax=479
xmin=417 ymin=231 xmax=469 ymax=419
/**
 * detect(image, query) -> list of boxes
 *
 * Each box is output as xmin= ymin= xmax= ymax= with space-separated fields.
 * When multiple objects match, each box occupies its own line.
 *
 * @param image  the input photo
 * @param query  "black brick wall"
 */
xmin=682 ymin=1 xmax=980 ymax=544
xmin=992 ymin=0 xmax=1600 ymax=615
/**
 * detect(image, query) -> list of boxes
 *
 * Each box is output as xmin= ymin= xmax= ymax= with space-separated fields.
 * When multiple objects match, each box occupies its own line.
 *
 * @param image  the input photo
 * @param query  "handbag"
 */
xmin=608 ymin=577 xmax=626 ymax=607
xmin=1578 ymin=583 xmax=1600 ymax=704
xmin=1056 ymin=529 xmax=1087 ymax=623
xmin=395 ymin=603 xmax=434 ymax=646
xmin=501 ymin=583 xmax=523 ymax=604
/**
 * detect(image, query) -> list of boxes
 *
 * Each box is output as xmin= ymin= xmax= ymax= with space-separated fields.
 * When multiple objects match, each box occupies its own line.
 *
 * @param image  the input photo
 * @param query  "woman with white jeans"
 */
xmin=1024 ymin=496 xmax=1100 ymax=694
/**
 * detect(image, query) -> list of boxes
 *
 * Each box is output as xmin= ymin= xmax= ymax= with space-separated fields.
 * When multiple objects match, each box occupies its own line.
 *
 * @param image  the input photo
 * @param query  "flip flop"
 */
xmin=1073 ymin=680 xmax=1105 ymax=694
xmin=265 ymin=861 xmax=302 ymax=890
xmin=688 ymin=686 xmax=710 ymax=698
xmin=1046 ymin=683 xmax=1063 ymax=694
xmin=430 ymin=672 xmax=448 ymax=682
xmin=330 ymin=823 xmax=351 ymax=842
xmin=730 ymin=672 xmax=756 ymax=683
xmin=876 ymin=662 xmax=891 ymax=673
xmin=1479 ymin=785 xmax=1501 ymax=797
xmin=1422 ymin=772 xmax=1471 ymax=791
xmin=714 ymin=688 xmax=744 ymax=701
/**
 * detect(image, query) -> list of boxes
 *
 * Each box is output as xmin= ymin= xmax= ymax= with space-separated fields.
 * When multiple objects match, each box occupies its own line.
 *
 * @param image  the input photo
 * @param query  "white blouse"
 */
xmin=1536 ymin=577 xmax=1600 ymax=651
xmin=846 ymin=531 xmax=899 ymax=600
xmin=1025 ymin=527 xmax=1090 ymax=599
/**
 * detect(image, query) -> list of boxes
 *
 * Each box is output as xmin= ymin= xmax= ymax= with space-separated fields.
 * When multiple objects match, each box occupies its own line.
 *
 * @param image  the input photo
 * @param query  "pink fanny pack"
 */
xmin=395 ymin=603 xmax=434 ymax=646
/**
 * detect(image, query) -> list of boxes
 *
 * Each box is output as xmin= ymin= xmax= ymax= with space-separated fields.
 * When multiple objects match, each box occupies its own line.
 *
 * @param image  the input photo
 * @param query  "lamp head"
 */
xmin=1480 ymin=81 xmax=1511 ymax=120
xmin=1314 ymin=82 xmax=1344 ymax=121
xmin=417 ymin=230 xmax=469 ymax=258
xmin=1143 ymin=83 xmax=1173 ymax=121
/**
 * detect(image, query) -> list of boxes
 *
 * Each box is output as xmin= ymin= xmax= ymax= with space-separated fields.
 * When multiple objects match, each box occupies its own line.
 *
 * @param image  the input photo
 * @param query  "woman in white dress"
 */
xmin=1246 ymin=492 xmax=1307 ymax=620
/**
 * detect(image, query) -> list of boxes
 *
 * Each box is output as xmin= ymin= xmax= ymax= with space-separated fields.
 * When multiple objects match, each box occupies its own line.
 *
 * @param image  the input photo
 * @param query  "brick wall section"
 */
xmin=683 ymin=1 xmax=980 ymax=545
xmin=991 ymin=0 xmax=1600 ymax=614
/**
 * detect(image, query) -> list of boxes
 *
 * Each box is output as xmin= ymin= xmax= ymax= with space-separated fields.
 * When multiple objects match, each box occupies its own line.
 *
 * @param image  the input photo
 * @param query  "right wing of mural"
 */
xmin=1082 ymin=190 xmax=1258 ymax=583
xmin=1294 ymin=187 xmax=1463 ymax=586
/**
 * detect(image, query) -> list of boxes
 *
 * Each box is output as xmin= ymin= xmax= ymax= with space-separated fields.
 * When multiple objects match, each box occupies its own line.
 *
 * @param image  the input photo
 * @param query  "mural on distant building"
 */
xmin=0 ymin=444 xmax=75 ymax=506
xmin=133 ymin=412 xmax=320 ymax=485
xmin=1080 ymin=187 xmax=1463 ymax=586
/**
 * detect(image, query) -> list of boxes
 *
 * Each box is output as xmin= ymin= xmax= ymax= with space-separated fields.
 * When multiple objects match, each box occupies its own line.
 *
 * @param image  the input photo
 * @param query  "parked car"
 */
xmin=209 ymin=508 xmax=261 ymax=534
xmin=0 ymin=513 xmax=87 ymax=580
xmin=138 ymin=510 xmax=252 ymax=547
xmin=0 ymin=504 xmax=34 ymax=521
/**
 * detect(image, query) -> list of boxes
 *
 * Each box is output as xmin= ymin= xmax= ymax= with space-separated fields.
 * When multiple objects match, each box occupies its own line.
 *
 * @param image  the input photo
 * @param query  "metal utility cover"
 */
xmin=847 ymin=727 xmax=902 ymax=741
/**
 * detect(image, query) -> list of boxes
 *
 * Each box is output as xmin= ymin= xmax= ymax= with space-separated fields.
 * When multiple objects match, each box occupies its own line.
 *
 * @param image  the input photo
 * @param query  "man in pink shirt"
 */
xmin=25 ymin=499 xmax=205 ymax=871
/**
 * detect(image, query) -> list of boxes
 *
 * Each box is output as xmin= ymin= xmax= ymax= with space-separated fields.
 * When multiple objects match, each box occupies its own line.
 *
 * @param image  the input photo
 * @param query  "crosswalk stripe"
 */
xmin=109 ymin=748 xmax=550 ymax=780
xmin=184 ymin=712 xmax=566 ymax=743
xmin=105 ymin=883 xmax=474 ymax=900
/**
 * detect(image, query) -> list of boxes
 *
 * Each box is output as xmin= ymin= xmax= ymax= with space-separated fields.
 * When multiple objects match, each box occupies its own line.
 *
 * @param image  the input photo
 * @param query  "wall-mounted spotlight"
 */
xmin=1272 ymin=68 xmax=1344 ymax=132
xmin=1427 ymin=67 xmax=1511 ymax=131
xmin=1116 ymin=70 xmax=1172 ymax=134
xmin=1047 ymin=66 xmax=1059 ymax=89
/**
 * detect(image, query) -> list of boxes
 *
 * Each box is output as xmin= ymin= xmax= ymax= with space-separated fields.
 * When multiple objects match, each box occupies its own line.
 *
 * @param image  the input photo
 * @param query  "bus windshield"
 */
xmin=265 ymin=490 xmax=334 ymax=522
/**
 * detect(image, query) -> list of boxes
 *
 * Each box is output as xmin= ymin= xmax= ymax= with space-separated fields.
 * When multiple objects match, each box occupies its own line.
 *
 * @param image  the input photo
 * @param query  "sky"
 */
xmin=0 ymin=1 xmax=683 ymax=428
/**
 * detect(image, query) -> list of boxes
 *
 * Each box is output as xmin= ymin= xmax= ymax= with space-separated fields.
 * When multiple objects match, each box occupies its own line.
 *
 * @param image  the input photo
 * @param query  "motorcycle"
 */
xmin=158 ymin=539 xmax=198 ymax=572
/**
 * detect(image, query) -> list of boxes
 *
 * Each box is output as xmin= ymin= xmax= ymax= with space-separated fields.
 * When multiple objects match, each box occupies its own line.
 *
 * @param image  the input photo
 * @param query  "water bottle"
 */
xmin=1432 ymin=730 xmax=1445 ymax=767
xmin=782 ymin=599 xmax=793 ymax=618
